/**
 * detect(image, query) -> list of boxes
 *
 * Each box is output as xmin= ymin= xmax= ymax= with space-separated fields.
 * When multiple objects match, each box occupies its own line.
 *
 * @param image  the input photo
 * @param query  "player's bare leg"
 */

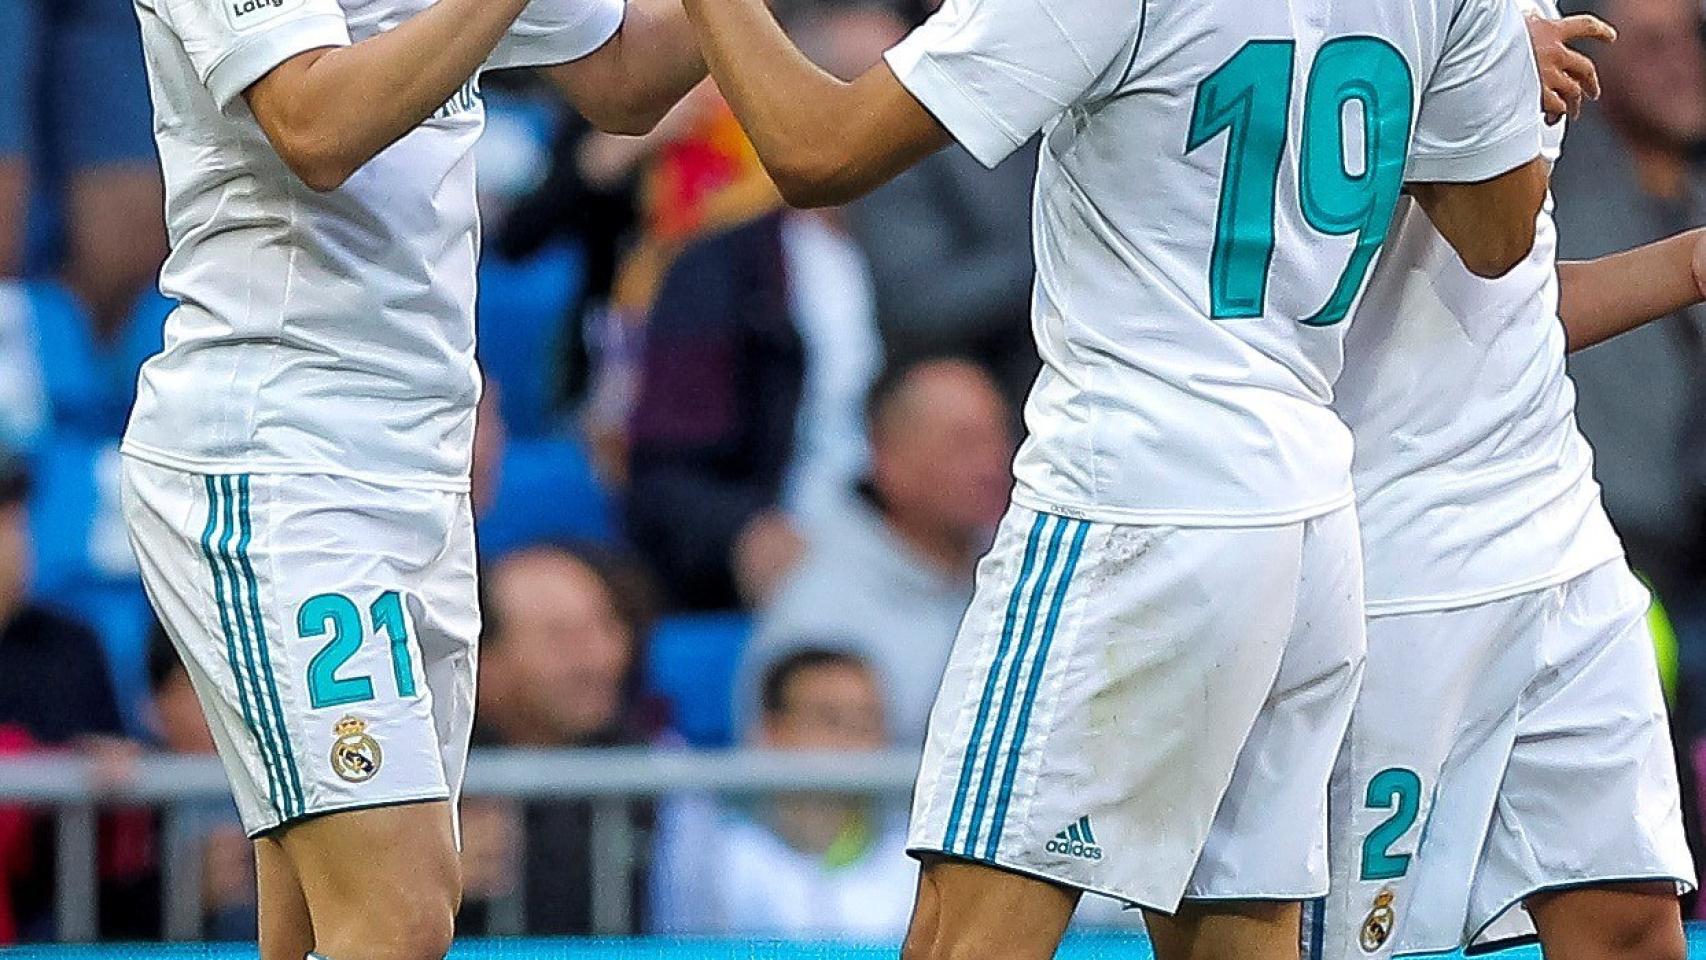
xmin=256 ymin=837 xmax=315 ymax=960
xmin=63 ymin=165 xmax=166 ymax=337
xmin=276 ymin=800 xmax=462 ymax=960
xmin=900 ymin=855 xmax=1079 ymax=960
xmin=1144 ymin=900 xmax=1303 ymax=960
xmin=1527 ymin=882 xmax=1686 ymax=960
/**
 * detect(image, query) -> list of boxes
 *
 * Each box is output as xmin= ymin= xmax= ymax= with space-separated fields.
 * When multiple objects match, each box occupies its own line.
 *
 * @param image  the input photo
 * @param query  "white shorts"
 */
xmin=122 ymin=457 xmax=480 ymax=839
xmin=1311 ymin=561 xmax=1695 ymax=960
xmin=907 ymin=504 xmax=1367 ymax=911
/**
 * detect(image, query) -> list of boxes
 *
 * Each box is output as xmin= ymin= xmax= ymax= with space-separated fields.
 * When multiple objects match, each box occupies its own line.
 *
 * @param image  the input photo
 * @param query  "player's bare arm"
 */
xmin=1557 ymin=228 xmax=1706 ymax=351
xmin=1404 ymin=13 xmax=1614 ymax=280
xmin=244 ymin=0 xmax=533 ymax=192
xmin=1408 ymin=160 xmax=1550 ymax=279
xmin=680 ymin=0 xmax=950 ymax=207
xmin=542 ymin=0 xmax=709 ymax=136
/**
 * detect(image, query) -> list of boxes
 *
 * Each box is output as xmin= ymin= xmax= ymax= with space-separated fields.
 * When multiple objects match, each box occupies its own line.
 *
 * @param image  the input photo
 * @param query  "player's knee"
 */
xmin=323 ymin=864 xmax=458 ymax=960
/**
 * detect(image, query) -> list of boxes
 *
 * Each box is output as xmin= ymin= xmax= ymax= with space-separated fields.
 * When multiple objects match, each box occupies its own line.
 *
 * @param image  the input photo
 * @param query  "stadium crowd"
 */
xmin=1 ymin=0 xmax=1706 ymax=943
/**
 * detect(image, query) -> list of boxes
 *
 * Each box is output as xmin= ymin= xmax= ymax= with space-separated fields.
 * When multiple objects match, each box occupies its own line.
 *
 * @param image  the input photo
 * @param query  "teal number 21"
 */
xmin=1188 ymin=37 xmax=1415 ymax=326
xmin=302 ymin=590 xmax=419 ymax=709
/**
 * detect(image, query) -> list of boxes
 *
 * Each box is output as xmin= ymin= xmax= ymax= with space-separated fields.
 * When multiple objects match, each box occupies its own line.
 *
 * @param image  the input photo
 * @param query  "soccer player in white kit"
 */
xmin=1313 ymin=7 xmax=1706 ymax=960
xmin=120 ymin=0 xmax=705 ymax=956
xmin=675 ymin=0 xmax=1555 ymax=959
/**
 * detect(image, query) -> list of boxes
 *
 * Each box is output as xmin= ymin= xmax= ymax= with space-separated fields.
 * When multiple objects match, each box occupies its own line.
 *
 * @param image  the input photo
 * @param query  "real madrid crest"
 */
xmin=1360 ymin=888 xmax=1397 ymax=953
xmin=330 ymin=715 xmax=382 ymax=783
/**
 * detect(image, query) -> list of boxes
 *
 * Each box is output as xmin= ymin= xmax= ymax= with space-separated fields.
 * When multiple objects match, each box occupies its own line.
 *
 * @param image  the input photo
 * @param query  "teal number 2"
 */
xmin=1361 ymin=767 xmax=1422 ymax=881
xmin=302 ymin=591 xmax=418 ymax=709
xmin=1188 ymin=37 xmax=1415 ymax=325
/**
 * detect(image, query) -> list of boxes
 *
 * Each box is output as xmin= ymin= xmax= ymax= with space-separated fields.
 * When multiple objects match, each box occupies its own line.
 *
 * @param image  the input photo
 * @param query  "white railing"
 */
xmin=0 ymin=748 xmax=923 ymax=942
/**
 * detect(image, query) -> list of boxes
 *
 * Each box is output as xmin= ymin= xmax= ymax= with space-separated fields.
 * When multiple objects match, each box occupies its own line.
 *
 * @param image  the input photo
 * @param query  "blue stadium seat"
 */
xmin=477 ymin=436 xmax=615 ymax=558
xmin=476 ymin=243 xmax=583 ymax=438
xmin=647 ymin=613 xmax=753 ymax=748
xmin=111 ymin=287 xmax=175 ymax=404
xmin=22 ymin=281 xmax=112 ymax=437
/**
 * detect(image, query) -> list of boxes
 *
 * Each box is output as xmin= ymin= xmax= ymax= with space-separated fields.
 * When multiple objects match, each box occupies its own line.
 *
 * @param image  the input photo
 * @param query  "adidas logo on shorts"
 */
xmin=1046 ymin=816 xmax=1103 ymax=861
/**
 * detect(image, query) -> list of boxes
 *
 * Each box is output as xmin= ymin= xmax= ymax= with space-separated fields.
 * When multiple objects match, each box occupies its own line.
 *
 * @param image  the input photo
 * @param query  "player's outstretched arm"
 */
xmin=244 ymin=0 xmax=534 ymax=193
xmin=542 ymin=0 xmax=709 ymax=137
xmin=1557 ymin=229 xmax=1706 ymax=351
xmin=680 ymin=0 xmax=951 ymax=208
xmin=1408 ymin=161 xmax=1550 ymax=279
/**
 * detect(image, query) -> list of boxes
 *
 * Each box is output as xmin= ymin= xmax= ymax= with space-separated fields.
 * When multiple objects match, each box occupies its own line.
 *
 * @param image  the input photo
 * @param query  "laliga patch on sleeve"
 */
xmin=225 ymin=0 xmax=303 ymax=33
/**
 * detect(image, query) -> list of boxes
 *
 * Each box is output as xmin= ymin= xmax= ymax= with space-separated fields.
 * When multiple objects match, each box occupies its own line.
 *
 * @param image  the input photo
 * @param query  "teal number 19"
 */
xmin=302 ymin=591 xmax=419 ymax=709
xmin=1188 ymin=37 xmax=1415 ymax=326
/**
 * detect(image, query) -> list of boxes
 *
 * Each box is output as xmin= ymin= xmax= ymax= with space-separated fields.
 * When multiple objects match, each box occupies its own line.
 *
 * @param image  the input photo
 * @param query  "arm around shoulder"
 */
xmin=1409 ymin=157 xmax=1549 ymax=279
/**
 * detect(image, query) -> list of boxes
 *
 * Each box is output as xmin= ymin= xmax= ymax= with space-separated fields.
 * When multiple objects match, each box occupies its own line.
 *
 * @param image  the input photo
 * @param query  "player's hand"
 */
xmin=1527 ymin=13 xmax=1618 ymax=125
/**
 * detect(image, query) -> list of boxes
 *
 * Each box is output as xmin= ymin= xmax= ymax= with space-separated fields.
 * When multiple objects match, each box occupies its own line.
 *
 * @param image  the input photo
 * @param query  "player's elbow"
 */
xmin=264 ymin=119 xmax=361 ymax=192
xmin=580 ymin=94 xmax=669 ymax=137
xmin=283 ymin=149 xmax=358 ymax=193
xmin=767 ymin=148 xmax=857 ymax=209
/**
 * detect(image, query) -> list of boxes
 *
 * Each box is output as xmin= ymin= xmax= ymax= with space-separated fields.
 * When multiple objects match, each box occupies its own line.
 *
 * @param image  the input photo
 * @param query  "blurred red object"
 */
xmin=0 ymin=724 xmax=41 ymax=944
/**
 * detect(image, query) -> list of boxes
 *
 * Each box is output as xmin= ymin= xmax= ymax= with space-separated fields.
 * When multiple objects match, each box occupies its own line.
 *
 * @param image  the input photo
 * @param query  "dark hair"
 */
xmin=863 ymin=353 xmax=994 ymax=436
xmin=0 ymin=453 xmax=29 ymax=507
xmin=480 ymin=540 xmax=659 ymax=650
xmin=759 ymin=646 xmax=872 ymax=716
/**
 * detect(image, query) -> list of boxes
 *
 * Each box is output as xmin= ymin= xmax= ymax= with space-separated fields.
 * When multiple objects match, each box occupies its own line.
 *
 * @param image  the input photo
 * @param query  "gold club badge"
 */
xmin=330 ymin=715 xmax=382 ymax=783
xmin=1360 ymin=888 xmax=1398 ymax=953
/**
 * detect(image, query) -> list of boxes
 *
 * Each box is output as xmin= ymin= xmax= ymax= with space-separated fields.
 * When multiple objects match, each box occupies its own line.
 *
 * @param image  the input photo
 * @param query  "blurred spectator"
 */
xmin=1553 ymin=0 xmax=1706 ymax=908
xmin=625 ymin=2 xmax=930 ymax=611
xmin=837 ymin=1 xmax=1039 ymax=412
xmin=0 ymin=0 xmax=166 ymax=338
xmin=650 ymin=648 xmax=914 ymax=936
xmin=735 ymin=358 xmax=1014 ymax=746
xmin=625 ymin=206 xmax=882 ymax=610
xmin=471 ymin=381 xmax=510 ymax=520
xmin=0 ymin=450 xmax=125 ymax=939
xmin=0 ymin=451 xmax=121 ymax=744
xmin=129 ymin=630 xmax=254 ymax=941
xmin=849 ymin=144 xmax=1039 ymax=414
xmin=1555 ymin=0 xmax=1706 ymax=604
xmin=462 ymin=543 xmax=659 ymax=934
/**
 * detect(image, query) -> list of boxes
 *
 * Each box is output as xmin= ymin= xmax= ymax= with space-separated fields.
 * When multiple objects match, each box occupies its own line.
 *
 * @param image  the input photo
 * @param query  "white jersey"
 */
xmin=1340 ymin=0 xmax=1622 ymax=614
xmin=123 ymin=0 xmax=624 ymax=489
xmin=885 ymin=0 xmax=1542 ymax=525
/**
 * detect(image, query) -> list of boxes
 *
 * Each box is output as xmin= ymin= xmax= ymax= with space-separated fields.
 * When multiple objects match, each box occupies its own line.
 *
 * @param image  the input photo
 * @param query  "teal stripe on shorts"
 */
xmin=943 ymin=512 xmax=1049 ymax=852
xmin=236 ymin=475 xmax=304 ymax=815
xmin=200 ymin=475 xmax=283 ymax=821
